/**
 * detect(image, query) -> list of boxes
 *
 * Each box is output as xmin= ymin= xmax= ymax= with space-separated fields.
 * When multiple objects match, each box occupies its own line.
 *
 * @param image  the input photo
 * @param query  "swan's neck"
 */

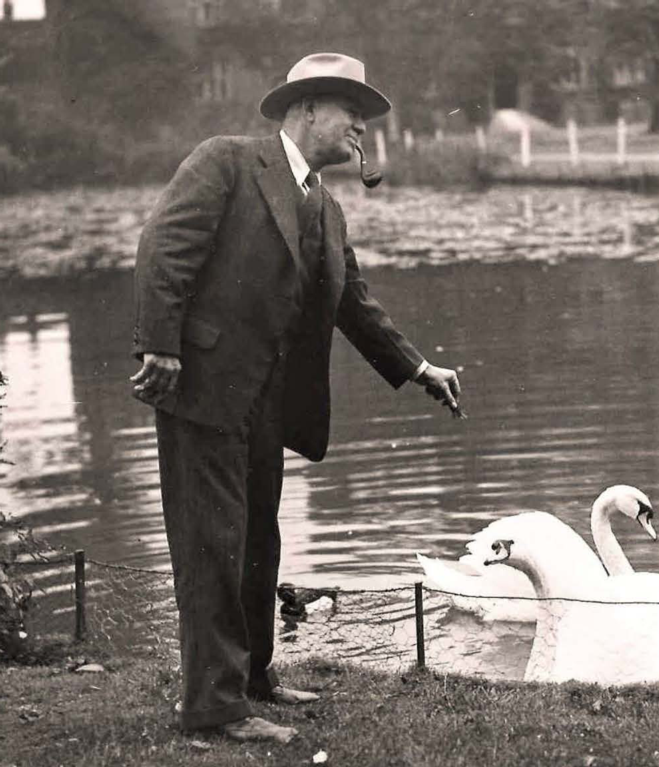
xmin=513 ymin=557 xmax=557 ymax=599
xmin=516 ymin=555 xmax=565 ymax=682
xmin=591 ymin=497 xmax=634 ymax=576
xmin=525 ymin=602 xmax=559 ymax=682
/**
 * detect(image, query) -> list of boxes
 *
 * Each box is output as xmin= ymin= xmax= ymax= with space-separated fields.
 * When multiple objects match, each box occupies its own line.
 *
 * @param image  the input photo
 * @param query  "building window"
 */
xmin=557 ymin=49 xmax=588 ymax=92
xmin=612 ymin=58 xmax=647 ymax=88
xmin=200 ymin=59 xmax=235 ymax=102
xmin=192 ymin=0 xmax=221 ymax=27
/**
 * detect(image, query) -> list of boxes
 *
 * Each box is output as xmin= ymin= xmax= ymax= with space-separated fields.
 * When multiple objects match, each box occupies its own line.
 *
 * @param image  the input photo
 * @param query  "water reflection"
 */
xmin=2 ymin=185 xmax=659 ymax=591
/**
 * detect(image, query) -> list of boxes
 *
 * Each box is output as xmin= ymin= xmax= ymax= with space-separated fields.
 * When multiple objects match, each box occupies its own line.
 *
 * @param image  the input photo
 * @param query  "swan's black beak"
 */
xmin=637 ymin=506 xmax=656 ymax=541
xmin=484 ymin=539 xmax=514 ymax=566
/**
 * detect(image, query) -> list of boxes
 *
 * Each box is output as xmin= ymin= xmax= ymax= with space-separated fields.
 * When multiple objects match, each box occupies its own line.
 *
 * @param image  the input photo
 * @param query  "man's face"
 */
xmin=310 ymin=95 xmax=366 ymax=168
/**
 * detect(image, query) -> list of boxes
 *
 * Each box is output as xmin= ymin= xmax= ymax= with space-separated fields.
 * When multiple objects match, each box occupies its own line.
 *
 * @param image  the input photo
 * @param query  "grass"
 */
xmin=4 ymin=643 xmax=659 ymax=767
xmin=487 ymin=121 xmax=659 ymax=156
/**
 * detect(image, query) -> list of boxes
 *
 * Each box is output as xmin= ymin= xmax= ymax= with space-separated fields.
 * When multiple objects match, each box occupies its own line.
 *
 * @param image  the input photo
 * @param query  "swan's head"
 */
xmin=596 ymin=485 xmax=655 ymax=540
xmin=482 ymin=535 xmax=553 ymax=592
xmin=483 ymin=539 xmax=514 ymax=566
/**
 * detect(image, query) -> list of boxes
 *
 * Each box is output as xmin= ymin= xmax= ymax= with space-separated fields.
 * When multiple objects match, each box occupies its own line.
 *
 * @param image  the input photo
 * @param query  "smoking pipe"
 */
xmin=354 ymin=143 xmax=383 ymax=188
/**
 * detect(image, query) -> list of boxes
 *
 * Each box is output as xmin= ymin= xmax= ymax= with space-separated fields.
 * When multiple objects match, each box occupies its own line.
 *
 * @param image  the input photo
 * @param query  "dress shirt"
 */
xmin=278 ymin=130 xmax=428 ymax=382
xmin=280 ymin=130 xmax=320 ymax=194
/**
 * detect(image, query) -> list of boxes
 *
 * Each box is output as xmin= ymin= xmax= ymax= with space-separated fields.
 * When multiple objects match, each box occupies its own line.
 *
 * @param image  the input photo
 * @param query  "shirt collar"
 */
xmin=279 ymin=129 xmax=321 ymax=187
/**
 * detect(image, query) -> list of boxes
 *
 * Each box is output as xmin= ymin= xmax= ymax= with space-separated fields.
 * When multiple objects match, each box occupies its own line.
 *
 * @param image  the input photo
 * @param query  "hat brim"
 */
xmin=260 ymin=77 xmax=391 ymax=121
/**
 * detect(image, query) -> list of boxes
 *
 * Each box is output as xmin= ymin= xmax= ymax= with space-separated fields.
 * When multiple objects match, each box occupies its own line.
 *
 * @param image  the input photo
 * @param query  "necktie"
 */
xmin=303 ymin=171 xmax=319 ymax=194
xmin=298 ymin=171 xmax=323 ymax=238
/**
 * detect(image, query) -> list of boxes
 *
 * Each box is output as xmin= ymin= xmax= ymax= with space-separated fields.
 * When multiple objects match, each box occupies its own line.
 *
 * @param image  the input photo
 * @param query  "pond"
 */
xmin=2 ymin=179 xmax=659 ymax=599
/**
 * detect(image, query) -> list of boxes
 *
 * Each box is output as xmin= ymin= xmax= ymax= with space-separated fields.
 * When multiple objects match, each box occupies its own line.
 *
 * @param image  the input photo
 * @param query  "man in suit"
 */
xmin=131 ymin=52 xmax=462 ymax=744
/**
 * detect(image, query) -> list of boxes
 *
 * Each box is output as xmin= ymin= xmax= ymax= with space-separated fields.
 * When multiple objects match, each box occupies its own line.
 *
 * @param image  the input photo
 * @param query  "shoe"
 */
xmin=223 ymin=716 xmax=298 ymax=744
xmin=270 ymin=685 xmax=320 ymax=705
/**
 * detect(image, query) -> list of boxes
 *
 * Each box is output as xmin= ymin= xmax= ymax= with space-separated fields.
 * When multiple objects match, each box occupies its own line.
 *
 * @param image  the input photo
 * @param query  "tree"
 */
xmin=600 ymin=0 xmax=659 ymax=131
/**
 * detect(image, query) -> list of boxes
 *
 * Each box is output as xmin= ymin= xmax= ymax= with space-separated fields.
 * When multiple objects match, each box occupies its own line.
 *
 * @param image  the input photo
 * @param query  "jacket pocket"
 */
xmin=181 ymin=316 xmax=222 ymax=349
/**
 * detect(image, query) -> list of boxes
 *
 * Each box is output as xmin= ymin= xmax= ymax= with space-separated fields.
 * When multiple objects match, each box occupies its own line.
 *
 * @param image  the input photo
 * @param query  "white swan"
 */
xmin=591 ymin=485 xmax=654 ymax=575
xmin=484 ymin=512 xmax=659 ymax=685
xmin=417 ymin=485 xmax=655 ymax=622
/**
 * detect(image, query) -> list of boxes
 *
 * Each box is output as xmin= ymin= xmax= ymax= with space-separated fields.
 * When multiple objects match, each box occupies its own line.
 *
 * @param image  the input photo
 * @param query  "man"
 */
xmin=131 ymin=52 xmax=462 ymax=744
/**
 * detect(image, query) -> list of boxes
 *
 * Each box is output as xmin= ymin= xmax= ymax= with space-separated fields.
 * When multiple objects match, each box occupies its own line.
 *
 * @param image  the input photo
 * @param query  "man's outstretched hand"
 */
xmin=415 ymin=364 xmax=466 ymax=418
xmin=130 ymin=353 xmax=181 ymax=405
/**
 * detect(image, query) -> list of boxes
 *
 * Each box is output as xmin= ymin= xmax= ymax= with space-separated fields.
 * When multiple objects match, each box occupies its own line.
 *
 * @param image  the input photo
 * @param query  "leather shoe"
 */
xmin=223 ymin=716 xmax=297 ymax=744
xmin=270 ymin=685 xmax=320 ymax=705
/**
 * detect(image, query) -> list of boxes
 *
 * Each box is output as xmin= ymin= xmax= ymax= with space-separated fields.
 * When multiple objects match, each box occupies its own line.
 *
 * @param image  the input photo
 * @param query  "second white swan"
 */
xmin=417 ymin=485 xmax=655 ymax=622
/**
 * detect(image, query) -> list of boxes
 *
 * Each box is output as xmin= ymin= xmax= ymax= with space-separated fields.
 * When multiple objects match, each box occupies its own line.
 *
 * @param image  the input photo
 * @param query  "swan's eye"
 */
xmin=638 ymin=503 xmax=653 ymax=520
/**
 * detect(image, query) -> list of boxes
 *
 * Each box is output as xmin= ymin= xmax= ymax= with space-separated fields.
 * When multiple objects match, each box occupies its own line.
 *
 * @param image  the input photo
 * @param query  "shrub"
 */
xmin=384 ymin=134 xmax=506 ymax=189
xmin=0 ymin=146 xmax=26 ymax=194
xmin=0 ymin=372 xmax=53 ymax=661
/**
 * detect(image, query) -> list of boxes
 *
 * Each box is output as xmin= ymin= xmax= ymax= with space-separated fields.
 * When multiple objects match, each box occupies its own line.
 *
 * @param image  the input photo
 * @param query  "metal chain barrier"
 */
xmin=5 ymin=551 xmax=659 ymax=682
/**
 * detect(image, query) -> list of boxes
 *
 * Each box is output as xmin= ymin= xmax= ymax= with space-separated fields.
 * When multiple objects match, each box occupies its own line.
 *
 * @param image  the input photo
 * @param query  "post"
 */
xmin=74 ymin=549 xmax=86 ymax=641
xmin=414 ymin=581 xmax=425 ymax=668
xmin=374 ymin=128 xmax=388 ymax=166
xmin=567 ymin=118 xmax=579 ymax=166
xmin=617 ymin=116 xmax=627 ymax=166
xmin=520 ymin=123 xmax=531 ymax=168
xmin=386 ymin=108 xmax=400 ymax=144
xmin=403 ymin=129 xmax=415 ymax=152
xmin=475 ymin=125 xmax=487 ymax=153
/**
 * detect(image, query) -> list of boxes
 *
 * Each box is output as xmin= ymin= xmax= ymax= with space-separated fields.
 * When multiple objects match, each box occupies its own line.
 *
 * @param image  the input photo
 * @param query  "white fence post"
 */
xmin=475 ymin=125 xmax=487 ymax=153
xmin=374 ymin=128 xmax=388 ymax=166
xmin=403 ymin=129 xmax=415 ymax=152
xmin=520 ymin=123 xmax=531 ymax=168
xmin=567 ymin=118 xmax=580 ymax=166
xmin=617 ymin=116 xmax=627 ymax=166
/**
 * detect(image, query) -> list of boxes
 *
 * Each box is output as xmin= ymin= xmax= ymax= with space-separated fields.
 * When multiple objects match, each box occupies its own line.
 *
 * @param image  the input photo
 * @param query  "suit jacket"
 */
xmin=133 ymin=134 xmax=424 ymax=461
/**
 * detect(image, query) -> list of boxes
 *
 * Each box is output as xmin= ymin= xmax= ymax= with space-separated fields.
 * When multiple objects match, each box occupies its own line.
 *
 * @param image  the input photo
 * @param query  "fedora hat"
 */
xmin=260 ymin=52 xmax=391 ymax=121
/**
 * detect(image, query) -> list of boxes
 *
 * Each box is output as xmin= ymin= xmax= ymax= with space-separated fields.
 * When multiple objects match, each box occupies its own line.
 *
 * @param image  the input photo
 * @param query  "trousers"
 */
xmin=155 ymin=359 xmax=286 ymax=730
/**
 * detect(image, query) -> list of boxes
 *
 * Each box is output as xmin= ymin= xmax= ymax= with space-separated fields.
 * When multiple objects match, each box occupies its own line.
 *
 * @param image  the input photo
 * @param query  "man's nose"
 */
xmin=353 ymin=118 xmax=365 ymax=136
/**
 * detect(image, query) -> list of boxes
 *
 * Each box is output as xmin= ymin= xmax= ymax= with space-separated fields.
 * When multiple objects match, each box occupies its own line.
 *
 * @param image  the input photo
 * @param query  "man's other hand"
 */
xmin=415 ymin=364 xmax=463 ymax=416
xmin=130 ymin=353 xmax=181 ymax=404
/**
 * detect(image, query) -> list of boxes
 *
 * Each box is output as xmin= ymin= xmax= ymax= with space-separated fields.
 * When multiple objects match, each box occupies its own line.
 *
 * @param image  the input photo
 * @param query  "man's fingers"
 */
xmin=450 ymin=373 xmax=462 ymax=399
xmin=130 ymin=364 xmax=151 ymax=384
xmin=131 ymin=357 xmax=181 ymax=396
xmin=441 ymin=384 xmax=458 ymax=411
xmin=426 ymin=382 xmax=458 ymax=410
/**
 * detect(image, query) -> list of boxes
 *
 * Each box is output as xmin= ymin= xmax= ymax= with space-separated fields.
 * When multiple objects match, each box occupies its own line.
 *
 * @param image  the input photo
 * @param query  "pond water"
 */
xmin=3 ymin=180 xmax=659 ymax=597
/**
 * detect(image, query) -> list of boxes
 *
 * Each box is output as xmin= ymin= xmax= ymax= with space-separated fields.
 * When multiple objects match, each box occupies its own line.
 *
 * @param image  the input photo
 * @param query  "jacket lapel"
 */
xmin=255 ymin=136 xmax=301 ymax=267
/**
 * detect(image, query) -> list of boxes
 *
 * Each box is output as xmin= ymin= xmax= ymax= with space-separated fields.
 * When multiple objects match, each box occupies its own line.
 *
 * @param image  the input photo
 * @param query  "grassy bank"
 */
xmin=3 ymin=647 xmax=659 ymax=767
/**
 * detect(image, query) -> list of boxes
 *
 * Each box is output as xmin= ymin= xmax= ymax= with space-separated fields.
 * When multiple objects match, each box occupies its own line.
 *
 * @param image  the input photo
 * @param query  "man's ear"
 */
xmin=301 ymin=97 xmax=317 ymax=122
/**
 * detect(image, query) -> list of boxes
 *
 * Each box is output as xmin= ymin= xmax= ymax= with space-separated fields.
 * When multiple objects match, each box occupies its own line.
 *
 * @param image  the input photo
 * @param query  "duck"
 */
xmin=277 ymin=583 xmax=338 ymax=620
xmin=417 ymin=485 xmax=655 ymax=623
xmin=483 ymin=512 xmax=659 ymax=685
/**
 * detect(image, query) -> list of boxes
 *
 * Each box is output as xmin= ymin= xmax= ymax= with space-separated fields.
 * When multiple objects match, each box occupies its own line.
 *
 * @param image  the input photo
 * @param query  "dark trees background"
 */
xmin=3 ymin=0 xmax=659 ymax=189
